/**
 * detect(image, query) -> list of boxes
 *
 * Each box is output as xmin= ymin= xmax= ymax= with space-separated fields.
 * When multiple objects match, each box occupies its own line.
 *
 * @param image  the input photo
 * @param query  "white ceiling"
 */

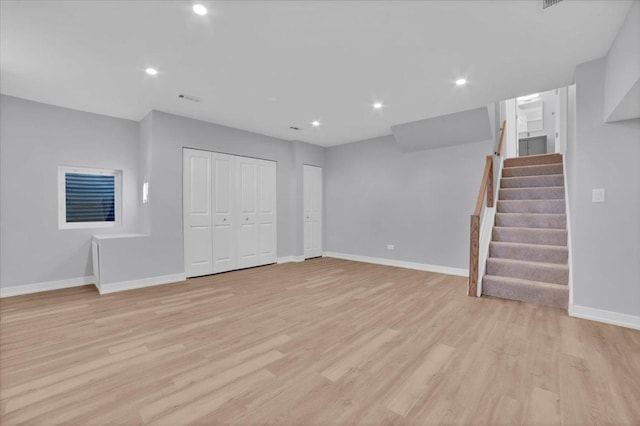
xmin=0 ymin=0 xmax=633 ymax=146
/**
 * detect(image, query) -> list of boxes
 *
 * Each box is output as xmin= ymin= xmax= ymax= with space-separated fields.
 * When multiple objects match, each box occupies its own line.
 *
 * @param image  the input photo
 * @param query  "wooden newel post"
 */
xmin=468 ymin=214 xmax=480 ymax=296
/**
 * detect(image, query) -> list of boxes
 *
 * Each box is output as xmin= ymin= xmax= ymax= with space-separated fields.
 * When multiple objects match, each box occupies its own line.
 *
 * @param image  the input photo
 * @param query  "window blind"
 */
xmin=65 ymin=173 xmax=115 ymax=222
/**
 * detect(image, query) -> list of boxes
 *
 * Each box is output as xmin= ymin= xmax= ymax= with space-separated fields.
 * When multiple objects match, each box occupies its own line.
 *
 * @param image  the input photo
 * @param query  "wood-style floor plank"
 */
xmin=1 ymin=257 xmax=638 ymax=425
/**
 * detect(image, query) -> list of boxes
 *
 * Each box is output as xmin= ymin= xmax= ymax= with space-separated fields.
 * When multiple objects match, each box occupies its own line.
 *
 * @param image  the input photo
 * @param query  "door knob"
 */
xmin=246 ymin=217 xmax=249 ymax=221
xmin=223 ymin=218 xmax=227 ymax=221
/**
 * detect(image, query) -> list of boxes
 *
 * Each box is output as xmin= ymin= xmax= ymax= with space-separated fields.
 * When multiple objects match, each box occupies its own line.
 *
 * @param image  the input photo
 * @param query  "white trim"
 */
xmin=58 ymin=165 xmax=123 ymax=230
xmin=96 ymin=273 xmax=186 ymax=295
xmin=476 ymin=155 xmax=504 ymax=296
xmin=0 ymin=276 xmax=95 ymax=298
xmin=277 ymin=256 xmax=305 ymax=264
xmin=562 ymin=155 xmax=574 ymax=307
xmin=323 ymin=252 xmax=468 ymax=277
xmin=569 ymin=304 xmax=640 ymax=330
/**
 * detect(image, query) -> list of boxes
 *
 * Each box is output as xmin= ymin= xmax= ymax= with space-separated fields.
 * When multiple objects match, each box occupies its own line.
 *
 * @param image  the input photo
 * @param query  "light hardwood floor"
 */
xmin=1 ymin=257 xmax=639 ymax=425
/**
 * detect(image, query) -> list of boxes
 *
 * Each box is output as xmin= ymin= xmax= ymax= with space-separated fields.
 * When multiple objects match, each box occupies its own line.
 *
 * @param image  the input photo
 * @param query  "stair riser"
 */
xmin=502 ymin=164 xmax=564 ymax=177
xmin=504 ymin=154 xmax=562 ymax=168
xmin=499 ymin=187 xmax=565 ymax=200
xmin=501 ymin=175 xmax=564 ymax=188
xmin=482 ymin=277 xmax=568 ymax=309
xmin=497 ymin=200 xmax=566 ymax=214
xmin=495 ymin=214 xmax=566 ymax=229
xmin=490 ymin=243 xmax=568 ymax=265
xmin=486 ymin=259 xmax=568 ymax=285
xmin=493 ymin=228 xmax=567 ymax=246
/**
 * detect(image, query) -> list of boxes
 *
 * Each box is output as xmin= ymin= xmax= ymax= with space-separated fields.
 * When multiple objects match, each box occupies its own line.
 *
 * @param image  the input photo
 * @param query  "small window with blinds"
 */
xmin=58 ymin=166 xmax=122 ymax=229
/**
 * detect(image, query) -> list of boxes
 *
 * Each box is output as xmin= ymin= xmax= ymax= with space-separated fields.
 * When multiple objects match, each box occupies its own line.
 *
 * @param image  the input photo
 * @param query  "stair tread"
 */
xmin=500 ymin=186 xmax=565 ymax=190
xmin=483 ymin=274 xmax=569 ymax=289
xmin=493 ymin=226 xmax=567 ymax=232
xmin=498 ymin=199 xmax=564 ymax=202
xmin=490 ymin=241 xmax=568 ymax=251
xmin=496 ymin=212 xmax=566 ymax=216
xmin=501 ymin=174 xmax=564 ymax=179
xmin=503 ymin=164 xmax=562 ymax=170
xmin=487 ymin=257 xmax=569 ymax=271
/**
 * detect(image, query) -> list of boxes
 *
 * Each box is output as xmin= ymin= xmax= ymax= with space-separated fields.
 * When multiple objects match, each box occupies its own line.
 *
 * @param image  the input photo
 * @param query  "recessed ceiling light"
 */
xmin=311 ymin=120 xmax=321 ymax=127
xmin=192 ymin=4 xmax=207 ymax=16
xmin=455 ymin=78 xmax=467 ymax=86
xmin=373 ymin=102 xmax=383 ymax=109
xmin=145 ymin=67 xmax=158 ymax=76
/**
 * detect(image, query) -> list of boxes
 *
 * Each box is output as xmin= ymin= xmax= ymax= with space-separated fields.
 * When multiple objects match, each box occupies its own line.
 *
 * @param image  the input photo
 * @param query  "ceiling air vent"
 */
xmin=178 ymin=93 xmax=202 ymax=103
xmin=542 ymin=0 xmax=563 ymax=9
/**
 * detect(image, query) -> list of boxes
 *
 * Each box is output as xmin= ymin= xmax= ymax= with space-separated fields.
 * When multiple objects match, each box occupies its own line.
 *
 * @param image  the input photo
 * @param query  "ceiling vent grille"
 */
xmin=543 ymin=0 xmax=563 ymax=9
xmin=178 ymin=93 xmax=202 ymax=103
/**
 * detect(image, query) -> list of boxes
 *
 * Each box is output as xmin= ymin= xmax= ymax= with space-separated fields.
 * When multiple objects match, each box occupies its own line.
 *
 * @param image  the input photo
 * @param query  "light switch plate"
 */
xmin=592 ymin=188 xmax=605 ymax=203
xmin=387 ymin=244 xmax=395 ymax=250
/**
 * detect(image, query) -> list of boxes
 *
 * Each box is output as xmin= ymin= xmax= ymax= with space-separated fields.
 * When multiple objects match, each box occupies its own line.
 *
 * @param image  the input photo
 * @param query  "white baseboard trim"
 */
xmin=323 ymin=251 xmax=468 ymax=277
xmin=569 ymin=304 xmax=640 ymax=330
xmin=0 ymin=276 xmax=95 ymax=298
xmin=277 ymin=256 xmax=306 ymax=264
xmin=96 ymin=273 xmax=187 ymax=295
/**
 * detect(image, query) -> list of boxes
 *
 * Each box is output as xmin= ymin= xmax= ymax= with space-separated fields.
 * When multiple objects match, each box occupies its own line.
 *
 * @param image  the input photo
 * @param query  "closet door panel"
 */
xmin=183 ymin=149 xmax=213 ymax=277
xmin=237 ymin=159 xmax=259 ymax=268
xmin=257 ymin=162 xmax=276 ymax=264
xmin=212 ymin=154 xmax=236 ymax=273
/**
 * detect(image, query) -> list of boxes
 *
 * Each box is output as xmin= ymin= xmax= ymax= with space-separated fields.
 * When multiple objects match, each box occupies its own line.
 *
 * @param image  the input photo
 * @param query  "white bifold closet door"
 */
xmin=236 ymin=157 xmax=277 ymax=269
xmin=184 ymin=148 xmax=277 ymax=278
xmin=183 ymin=149 xmax=213 ymax=277
xmin=303 ymin=165 xmax=323 ymax=259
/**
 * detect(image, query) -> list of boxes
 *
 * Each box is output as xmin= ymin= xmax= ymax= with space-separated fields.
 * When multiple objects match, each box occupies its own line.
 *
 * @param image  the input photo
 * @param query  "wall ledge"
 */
xmin=323 ymin=251 xmax=468 ymax=277
xmin=96 ymin=273 xmax=187 ymax=295
xmin=569 ymin=304 xmax=640 ymax=330
xmin=0 ymin=276 xmax=95 ymax=298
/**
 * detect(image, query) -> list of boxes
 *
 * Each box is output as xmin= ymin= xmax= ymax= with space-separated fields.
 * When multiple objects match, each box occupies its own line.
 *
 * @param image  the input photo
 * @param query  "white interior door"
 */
xmin=303 ymin=165 xmax=323 ymax=259
xmin=211 ymin=153 xmax=236 ymax=273
xmin=183 ymin=148 xmax=213 ymax=277
xmin=257 ymin=161 xmax=277 ymax=265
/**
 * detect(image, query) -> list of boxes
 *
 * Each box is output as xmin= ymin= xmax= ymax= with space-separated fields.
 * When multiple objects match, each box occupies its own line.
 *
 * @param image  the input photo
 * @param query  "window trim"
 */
xmin=58 ymin=166 xmax=123 ymax=230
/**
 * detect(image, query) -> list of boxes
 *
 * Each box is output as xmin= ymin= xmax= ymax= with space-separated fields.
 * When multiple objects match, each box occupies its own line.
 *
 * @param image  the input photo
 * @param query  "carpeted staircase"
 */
xmin=482 ymin=153 xmax=569 ymax=309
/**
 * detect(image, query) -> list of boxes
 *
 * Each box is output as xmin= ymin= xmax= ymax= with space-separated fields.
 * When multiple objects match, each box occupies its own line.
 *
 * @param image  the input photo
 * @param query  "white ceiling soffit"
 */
xmin=392 ymin=106 xmax=493 ymax=152
xmin=0 ymin=1 xmax=633 ymax=147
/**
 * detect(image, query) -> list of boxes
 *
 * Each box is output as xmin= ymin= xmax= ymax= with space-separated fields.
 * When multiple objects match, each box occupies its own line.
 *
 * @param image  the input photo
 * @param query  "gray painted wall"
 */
xmin=392 ymin=106 xmax=493 ymax=152
xmin=604 ymin=0 xmax=640 ymax=122
xmin=325 ymin=135 xmax=493 ymax=270
xmin=1 ymin=98 xmax=327 ymax=288
xmin=568 ymin=58 xmax=640 ymax=316
xmin=97 ymin=111 xmax=327 ymax=284
xmin=0 ymin=95 xmax=140 ymax=287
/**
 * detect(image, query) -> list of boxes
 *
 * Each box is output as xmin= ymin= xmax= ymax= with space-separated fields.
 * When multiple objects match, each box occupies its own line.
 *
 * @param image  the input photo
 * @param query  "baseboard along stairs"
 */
xmin=482 ymin=153 xmax=569 ymax=309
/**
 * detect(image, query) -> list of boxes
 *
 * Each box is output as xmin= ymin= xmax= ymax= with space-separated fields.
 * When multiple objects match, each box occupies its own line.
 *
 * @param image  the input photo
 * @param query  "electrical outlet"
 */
xmin=387 ymin=244 xmax=395 ymax=250
xmin=592 ymin=188 xmax=605 ymax=203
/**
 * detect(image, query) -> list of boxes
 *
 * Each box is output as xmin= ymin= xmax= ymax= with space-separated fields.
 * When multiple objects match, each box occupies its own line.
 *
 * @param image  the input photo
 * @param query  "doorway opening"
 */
xmin=502 ymin=87 xmax=568 ymax=158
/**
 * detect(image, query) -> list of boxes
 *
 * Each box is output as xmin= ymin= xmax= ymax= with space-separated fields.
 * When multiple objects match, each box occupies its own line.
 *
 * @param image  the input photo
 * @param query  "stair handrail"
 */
xmin=468 ymin=120 xmax=506 ymax=296
xmin=495 ymin=119 xmax=506 ymax=156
